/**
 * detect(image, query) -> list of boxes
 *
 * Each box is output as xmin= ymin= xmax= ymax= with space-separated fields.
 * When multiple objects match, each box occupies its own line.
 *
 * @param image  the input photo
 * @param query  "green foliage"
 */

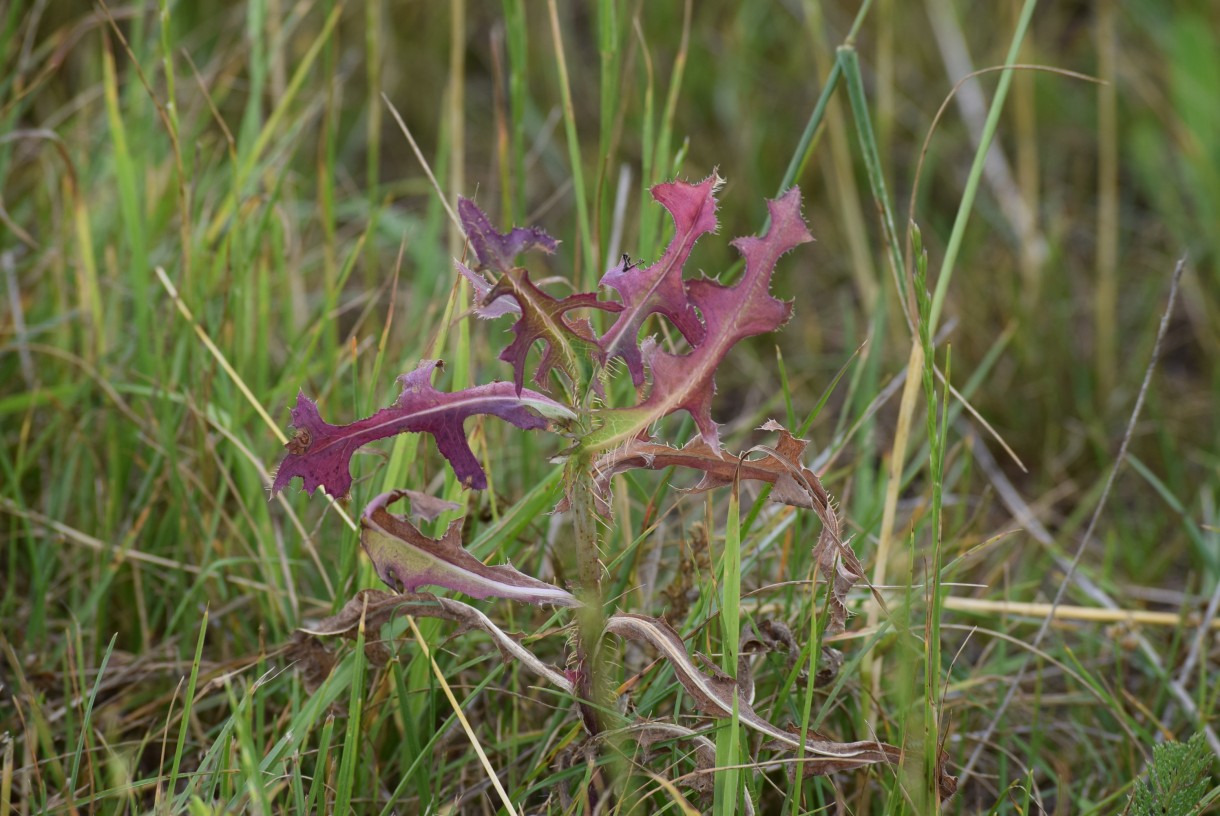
xmin=1129 ymin=733 xmax=1216 ymax=816
xmin=3 ymin=0 xmax=1220 ymax=813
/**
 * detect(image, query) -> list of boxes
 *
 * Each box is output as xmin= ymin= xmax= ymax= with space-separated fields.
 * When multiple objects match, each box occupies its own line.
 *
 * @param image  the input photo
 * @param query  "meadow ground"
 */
xmin=2 ymin=1 xmax=1219 ymax=813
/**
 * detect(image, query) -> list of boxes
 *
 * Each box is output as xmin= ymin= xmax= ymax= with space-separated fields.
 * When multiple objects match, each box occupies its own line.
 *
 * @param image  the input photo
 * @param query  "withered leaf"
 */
xmin=604 ymin=612 xmax=955 ymax=795
xmin=301 ymin=589 xmax=574 ymax=692
xmin=585 ymin=420 xmax=864 ymax=633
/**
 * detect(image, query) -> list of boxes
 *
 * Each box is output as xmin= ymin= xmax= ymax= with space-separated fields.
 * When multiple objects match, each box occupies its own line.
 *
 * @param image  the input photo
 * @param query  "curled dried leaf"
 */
xmin=605 ymin=613 xmax=956 ymax=795
xmin=580 ymin=420 xmax=864 ymax=633
xmin=300 ymin=589 xmax=574 ymax=692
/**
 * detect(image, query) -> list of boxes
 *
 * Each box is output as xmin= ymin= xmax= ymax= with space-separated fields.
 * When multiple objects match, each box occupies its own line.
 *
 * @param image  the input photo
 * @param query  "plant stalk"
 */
xmin=566 ymin=452 xmax=610 ymax=736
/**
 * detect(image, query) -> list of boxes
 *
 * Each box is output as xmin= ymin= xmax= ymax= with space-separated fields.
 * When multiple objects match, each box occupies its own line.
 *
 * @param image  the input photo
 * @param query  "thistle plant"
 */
xmin=275 ymin=174 xmax=957 ymax=807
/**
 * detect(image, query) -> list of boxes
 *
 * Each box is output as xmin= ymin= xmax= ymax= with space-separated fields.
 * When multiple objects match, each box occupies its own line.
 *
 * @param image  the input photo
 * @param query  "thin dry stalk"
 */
xmin=960 ymin=257 xmax=1208 ymax=789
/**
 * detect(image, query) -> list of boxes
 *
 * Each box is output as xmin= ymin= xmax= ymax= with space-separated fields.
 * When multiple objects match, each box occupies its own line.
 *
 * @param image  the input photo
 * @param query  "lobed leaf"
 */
xmin=360 ymin=490 xmax=579 ymax=607
xmin=458 ymin=196 xmax=558 ymax=274
xmin=487 ymin=267 xmax=622 ymax=394
xmin=272 ymin=359 xmax=574 ymax=497
xmin=583 ymin=186 xmax=813 ymax=454
xmin=597 ymin=175 xmax=718 ymax=385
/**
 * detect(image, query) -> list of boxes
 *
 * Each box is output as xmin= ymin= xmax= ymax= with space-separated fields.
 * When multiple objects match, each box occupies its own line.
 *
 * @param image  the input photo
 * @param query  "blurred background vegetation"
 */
xmin=2 ymin=0 xmax=1218 ymax=813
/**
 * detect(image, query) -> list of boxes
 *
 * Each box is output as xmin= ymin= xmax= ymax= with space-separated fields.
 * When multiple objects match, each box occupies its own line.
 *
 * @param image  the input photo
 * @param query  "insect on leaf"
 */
xmin=597 ymin=175 xmax=719 ymax=385
xmin=584 ymin=186 xmax=813 ymax=454
xmin=272 ymin=359 xmax=575 ymax=497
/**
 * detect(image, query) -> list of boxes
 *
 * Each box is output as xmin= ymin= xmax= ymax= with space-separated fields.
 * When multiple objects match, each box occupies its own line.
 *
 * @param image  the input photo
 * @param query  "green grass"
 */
xmin=3 ymin=1 xmax=1220 ymax=813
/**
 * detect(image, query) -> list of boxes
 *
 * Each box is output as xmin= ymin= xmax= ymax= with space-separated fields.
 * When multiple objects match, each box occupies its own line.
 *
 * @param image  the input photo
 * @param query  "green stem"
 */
xmin=927 ymin=0 xmax=1039 ymax=336
xmin=566 ymin=451 xmax=609 ymax=736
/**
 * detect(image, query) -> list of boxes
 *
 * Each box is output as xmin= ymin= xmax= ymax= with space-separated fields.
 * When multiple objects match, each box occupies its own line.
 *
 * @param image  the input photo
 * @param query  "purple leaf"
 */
xmin=455 ymin=259 xmax=520 ymax=319
xmin=272 ymin=359 xmax=575 ymax=497
xmin=597 ymin=175 xmax=718 ymax=385
xmin=584 ymin=186 xmax=813 ymax=453
xmin=488 ymin=267 xmax=622 ymax=394
xmin=361 ymin=490 xmax=579 ymax=607
xmin=458 ymin=197 xmax=558 ymax=274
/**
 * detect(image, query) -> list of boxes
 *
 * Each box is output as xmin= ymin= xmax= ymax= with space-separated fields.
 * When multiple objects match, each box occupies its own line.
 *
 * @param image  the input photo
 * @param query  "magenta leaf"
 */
xmin=361 ymin=490 xmax=579 ymax=606
xmin=597 ymin=175 xmax=718 ymax=385
xmin=459 ymin=197 xmax=558 ymax=274
xmin=272 ymin=359 xmax=575 ymax=497
xmin=584 ymin=186 xmax=813 ymax=453
xmin=455 ymin=259 xmax=520 ymax=319
xmin=488 ymin=267 xmax=622 ymax=394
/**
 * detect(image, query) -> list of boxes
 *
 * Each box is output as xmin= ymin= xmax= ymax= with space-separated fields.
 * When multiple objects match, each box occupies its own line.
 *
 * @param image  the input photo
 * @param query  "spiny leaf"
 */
xmin=272 ymin=359 xmax=574 ymax=497
xmin=361 ymin=490 xmax=579 ymax=606
xmin=487 ymin=266 xmax=622 ymax=394
xmin=459 ymin=196 xmax=558 ymax=274
xmin=597 ymin=175 xmax=718 ymax=385
xmin=584 ymin=186 xmax=813 ymax=454
xmin=604 ymin=613 xmax=958 ymax=797
xmin=455 ymin=259 xmax=520 ymax=319
xmin=578 ymin=420 xmax=863 ymax=633
xmin=582 ymin=421 xmax=821 ymax=513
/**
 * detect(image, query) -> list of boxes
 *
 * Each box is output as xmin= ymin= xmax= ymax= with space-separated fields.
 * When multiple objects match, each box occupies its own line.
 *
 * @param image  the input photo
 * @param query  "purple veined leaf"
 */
xmin=458 ymin=197 xmax=558 ymax=275
xmin=455 ymin=259 xmax=520 ymax=319
xmin=583 ymin=186 xmax=813 ymax=454
xmin=360 ymin=490 xmax=580 ymax=607
xmin=272 ymin=359 xmax=575 ymax=498
xmin=487 ymin=267 xmax=622 ymax=394
xmin=597 ymin=175 xmax=720 ymax=385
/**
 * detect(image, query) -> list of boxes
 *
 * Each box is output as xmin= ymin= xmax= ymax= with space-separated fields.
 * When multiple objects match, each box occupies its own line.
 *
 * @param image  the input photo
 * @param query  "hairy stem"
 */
xmin=566 ymin=452 xmax=610 ymax=736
